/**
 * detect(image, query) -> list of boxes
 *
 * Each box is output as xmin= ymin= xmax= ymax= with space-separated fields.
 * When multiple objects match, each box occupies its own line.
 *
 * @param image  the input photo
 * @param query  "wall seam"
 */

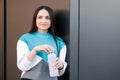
xmin=78 ymin=0 xmax=80 ymax=80
xmin=4 ymin=0 xmax=6 ymax=80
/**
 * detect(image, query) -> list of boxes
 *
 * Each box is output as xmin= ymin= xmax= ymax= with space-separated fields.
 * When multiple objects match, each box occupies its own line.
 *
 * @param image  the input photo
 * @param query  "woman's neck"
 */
xmin=38 ymin=29 xmax=48 ymax=34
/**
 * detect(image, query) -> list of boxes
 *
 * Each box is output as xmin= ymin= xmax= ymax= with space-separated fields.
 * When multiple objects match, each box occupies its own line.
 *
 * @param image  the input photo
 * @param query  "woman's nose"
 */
xmin=41 ymin=18 xmax=47 ymax=22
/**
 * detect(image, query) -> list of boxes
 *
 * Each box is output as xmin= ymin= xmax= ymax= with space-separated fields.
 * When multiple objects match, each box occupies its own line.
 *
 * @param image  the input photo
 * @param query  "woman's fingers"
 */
xmin=35 ymin=44 xmax=54 ymax=53
xmin=44 ymin=45 xmax=54 ymax=53
xmin=54 ymin=58 xmax=63 ymax=69
xmin=46 ymin=45 xmax=54 ymax=52
xmin=43 ymin=48 xmax=49 ymax=53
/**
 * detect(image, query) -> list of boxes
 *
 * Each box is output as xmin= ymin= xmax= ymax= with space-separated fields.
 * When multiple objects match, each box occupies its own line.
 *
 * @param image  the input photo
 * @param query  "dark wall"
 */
xmin=6 ymin=0 xmax=69 ymax=80
xmin=55 ymin=10 xmax=70 ymax=80
xmin=70 ymin=0 xmax=79 ymax=80
xmin=0 ymin=0 xmax=4 ymax=80
xmin=79 ymin=0 xmax=120 ymax=80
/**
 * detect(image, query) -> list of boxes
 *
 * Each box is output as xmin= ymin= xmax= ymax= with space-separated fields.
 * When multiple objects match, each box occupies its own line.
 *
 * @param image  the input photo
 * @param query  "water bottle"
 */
xmin=48 ymin=52 xmax=59 ymax=77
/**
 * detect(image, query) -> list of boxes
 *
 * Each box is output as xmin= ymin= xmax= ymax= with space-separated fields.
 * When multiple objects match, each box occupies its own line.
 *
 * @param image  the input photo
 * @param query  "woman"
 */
xmin=17 ymin=6 xmax=67 ymax=80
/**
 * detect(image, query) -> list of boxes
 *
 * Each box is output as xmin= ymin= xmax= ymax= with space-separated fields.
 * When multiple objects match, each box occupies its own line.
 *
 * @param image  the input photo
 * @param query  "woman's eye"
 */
xmin=38 ymin=16 xmax=42 ymax=19
xmin=46 ymin=16 xmax=51 ymax=20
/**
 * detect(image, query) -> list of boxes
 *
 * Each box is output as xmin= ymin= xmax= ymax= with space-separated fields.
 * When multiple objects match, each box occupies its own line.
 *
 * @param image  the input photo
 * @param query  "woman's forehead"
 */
xmin=37 ymin=9 xmax=50 ymax=16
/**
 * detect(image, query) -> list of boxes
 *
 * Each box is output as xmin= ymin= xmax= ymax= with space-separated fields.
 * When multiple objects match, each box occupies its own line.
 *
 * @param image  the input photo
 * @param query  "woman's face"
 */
xmin=36 ymin=9 xmax=51 ymax=33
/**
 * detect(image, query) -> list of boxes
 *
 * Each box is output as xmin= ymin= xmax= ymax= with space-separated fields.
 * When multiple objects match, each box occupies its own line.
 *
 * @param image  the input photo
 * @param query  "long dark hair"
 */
xmin=29 ymin=6 xmax=58 ymax=51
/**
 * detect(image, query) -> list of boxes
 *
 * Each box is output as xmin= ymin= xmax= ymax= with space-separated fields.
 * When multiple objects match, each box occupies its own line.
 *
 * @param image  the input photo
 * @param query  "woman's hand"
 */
xmin=34 ymin=44 xmax=54 ymax=53
xmin=54 ymin=58 xmax=64 ymax=70
xmin=27 ymin=44 xmax=54 ymax=62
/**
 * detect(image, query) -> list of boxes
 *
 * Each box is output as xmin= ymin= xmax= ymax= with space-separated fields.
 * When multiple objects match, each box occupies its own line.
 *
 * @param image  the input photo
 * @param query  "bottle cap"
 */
xmin=49 ymin=51 xmax=54 ymax=54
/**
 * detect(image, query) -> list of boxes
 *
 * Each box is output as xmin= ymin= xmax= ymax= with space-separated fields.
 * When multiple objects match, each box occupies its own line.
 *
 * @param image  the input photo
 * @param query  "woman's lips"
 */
xmin=40 ymin=23 xmax=47 ymax=26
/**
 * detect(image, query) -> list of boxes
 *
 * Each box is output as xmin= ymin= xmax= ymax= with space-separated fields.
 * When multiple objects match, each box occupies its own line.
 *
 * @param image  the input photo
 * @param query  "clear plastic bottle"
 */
xmin=48 ymin=52 xmax=59 ymax=77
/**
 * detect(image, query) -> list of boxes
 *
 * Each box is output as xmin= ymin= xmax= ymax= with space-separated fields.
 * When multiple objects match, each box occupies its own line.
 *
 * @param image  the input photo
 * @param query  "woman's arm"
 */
xmin=17 ymin=40 xmax=54 ymax=72
xmin=17 ymin=40 xmax=34 ymax=72
xmin=54 ymin=45 xmax=67 ymax=76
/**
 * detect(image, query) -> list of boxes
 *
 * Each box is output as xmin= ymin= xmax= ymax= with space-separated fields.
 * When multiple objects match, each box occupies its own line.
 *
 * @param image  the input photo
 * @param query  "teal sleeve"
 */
xmin=57 ymin=37 xmax=66 ymax=52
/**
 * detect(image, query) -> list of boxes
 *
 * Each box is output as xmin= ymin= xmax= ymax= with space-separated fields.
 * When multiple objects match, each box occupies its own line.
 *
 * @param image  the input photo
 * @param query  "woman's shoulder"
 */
xmin=56 ymin=36 xmax=64 ymax=42
xmin=18 ymin=33 xmax=32 ymax=41
xmin=56 ymin=36 xmax=66 ymax=46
